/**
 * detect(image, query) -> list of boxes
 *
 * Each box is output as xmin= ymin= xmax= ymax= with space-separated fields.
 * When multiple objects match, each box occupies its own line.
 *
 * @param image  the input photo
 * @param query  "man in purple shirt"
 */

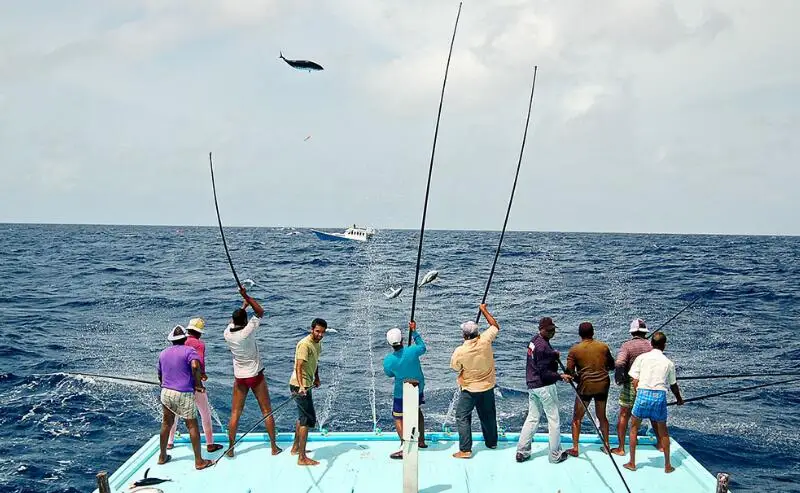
xmin=157 ymin=325 xmax=212 ymax=470
xmin=611 ymin=318 xmax=661 ymax=456
xmin=516 ymin=317 xmax=573 ymax=464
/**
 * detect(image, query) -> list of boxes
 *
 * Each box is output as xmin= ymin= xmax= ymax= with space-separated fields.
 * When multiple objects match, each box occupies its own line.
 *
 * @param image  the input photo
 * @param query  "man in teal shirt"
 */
xmin=383 ymin=321 xmax=427 ymax=459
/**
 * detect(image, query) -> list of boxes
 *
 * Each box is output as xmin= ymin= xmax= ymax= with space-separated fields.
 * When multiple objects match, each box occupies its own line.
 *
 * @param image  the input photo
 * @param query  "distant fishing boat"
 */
xmin=310 ymin=225 xmax=375 ymax=242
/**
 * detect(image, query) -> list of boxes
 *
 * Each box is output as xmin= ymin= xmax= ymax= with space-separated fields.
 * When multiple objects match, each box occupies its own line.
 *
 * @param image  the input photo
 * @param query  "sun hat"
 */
xmin=460 ymin=321 xmax=479 ymax=337
xmin=629 ymin=318 xmax=648 ymax=334
xmin=386 ymin=328 xmax=403 ymax=345
xmin=188 ymin=317 xmax=205 ymax=334
xmin=168 ymin=325 xmax=188 ymax=342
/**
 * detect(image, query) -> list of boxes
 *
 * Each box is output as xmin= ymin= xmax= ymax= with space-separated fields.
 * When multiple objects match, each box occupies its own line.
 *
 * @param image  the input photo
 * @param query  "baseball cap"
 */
xmin=629 ymin=318 xmax=648 ymax=334
xmin=168 ymin=325 xmax=187 ymax=341
xmin=460 ymin=321 xmax=479 ymax=337
xmin=538 ymin=317 xmax=557 ymax=330
xmin=386 ymin=328 xmax=403 ymax=345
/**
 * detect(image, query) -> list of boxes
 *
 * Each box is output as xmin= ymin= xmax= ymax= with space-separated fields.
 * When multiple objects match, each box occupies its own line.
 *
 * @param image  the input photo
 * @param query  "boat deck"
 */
xmin=98 ymin=431 xmax=723 ymax=493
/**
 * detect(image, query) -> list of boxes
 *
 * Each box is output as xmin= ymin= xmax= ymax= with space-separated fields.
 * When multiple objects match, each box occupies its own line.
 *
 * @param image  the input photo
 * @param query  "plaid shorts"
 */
xmin=632 ymin=388 xmax=668 ymax=422
xmin=161 ymin=388 xmax=197 ymax=420
xmin=619 ymin=381 xmax=637 ymax=408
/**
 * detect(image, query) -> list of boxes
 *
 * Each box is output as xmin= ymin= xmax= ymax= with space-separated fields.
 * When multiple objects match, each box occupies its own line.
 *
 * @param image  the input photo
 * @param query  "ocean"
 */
xmin=0 ymin=224 xmax=798 ymax=492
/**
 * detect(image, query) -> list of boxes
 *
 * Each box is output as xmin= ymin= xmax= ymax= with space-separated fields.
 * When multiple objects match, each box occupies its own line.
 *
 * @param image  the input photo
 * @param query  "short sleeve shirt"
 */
xmin=223 ymin=316 xmax=263 ymax=379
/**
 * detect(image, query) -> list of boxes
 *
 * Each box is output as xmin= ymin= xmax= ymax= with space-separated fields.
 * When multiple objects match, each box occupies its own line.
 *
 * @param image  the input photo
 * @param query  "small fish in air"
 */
xmin=279 ymin=51 xmax=324 ymax=72
xmin=418 ymin=270 xmax=439 ymax=289
xmin=130 ymin=468 xmax=171 ymax=488
xmin=384 ymin=287 xmax=403 ymax=299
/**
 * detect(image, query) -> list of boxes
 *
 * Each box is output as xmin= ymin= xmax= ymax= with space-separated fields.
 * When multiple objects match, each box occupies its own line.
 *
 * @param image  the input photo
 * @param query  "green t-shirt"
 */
xmin=289 ymin=334 xmax=322 ymax=388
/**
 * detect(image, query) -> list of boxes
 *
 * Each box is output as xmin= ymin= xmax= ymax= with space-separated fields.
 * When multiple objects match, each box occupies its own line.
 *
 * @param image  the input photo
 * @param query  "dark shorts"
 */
xmin=289 ymin=385 xmax=317 ymax=428
xmin=391 ymin=392 xmax=425 ymax=419
xmin=578 ymin=390 xmax=609 ymax=403
xmin=235 ymin=370 xmax=264 ymax=390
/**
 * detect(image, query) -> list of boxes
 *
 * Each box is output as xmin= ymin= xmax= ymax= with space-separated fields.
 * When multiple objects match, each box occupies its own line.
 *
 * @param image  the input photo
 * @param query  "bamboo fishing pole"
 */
xmin=475 ymin=66 xmax=538 ymax=324
xmin=648 ymin=279 xmax=723 ymax=338
xmin=209 ymin=152 xmax=243 ymax=290
xmin=667 ymin=378 xmax=795 ymax=406
xmin=408 ymin=2 xmax=462 ymax=345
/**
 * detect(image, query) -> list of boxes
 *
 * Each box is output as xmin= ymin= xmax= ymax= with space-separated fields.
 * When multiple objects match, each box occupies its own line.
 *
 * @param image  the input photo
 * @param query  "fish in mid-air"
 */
xmin=384 ymin=287 xmax=403 ymax=299
xmin=279 ymin=51 xmax=324 ymax=72
xmin=418 ymin=270 xmax=439 ymax=289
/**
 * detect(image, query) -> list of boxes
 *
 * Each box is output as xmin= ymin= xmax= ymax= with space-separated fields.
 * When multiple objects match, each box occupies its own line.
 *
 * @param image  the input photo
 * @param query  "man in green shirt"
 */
xmin=289 ymin=317 xmax=327 ymax=466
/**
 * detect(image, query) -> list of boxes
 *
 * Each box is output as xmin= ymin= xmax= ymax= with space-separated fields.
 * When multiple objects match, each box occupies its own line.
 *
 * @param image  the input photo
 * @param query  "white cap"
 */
xmin=460 ymin=321 xmax=479 ymax=337
xmin=386 ymin=328 xmax=403 ymax=345
xmin=629 ymin=318 xmax=648 ymax=334
xmin=168 ymin=324 xmax=188 ymax=341
xmin=187 ymin=317 xmax=205 ymax=334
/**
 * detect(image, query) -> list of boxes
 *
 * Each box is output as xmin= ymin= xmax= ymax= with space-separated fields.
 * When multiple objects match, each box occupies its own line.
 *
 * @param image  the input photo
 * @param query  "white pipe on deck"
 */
xmin=402 ymin=379 xmax=420 ymax=493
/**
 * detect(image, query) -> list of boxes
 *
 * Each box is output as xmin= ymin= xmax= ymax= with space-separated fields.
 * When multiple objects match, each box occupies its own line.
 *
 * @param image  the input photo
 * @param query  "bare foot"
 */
xmin=298 ymin=457 xmax=320 ymax=466
xmin=566 ymin=448 xmax=579 ymax=457
xmin=195 ymin=459 xmax=213 ymax=470
xmin=271 ymin=445 xmax=283 ymax=456
xmin=623 ymin=462 xmax=636 ymax=471
xmin=610 ymin=447 xmax=626 ymax=456
xmin=226 ymin=448 xmax=235 ymax=458
xmin=452 ymin=451 xmax=472 ymax=459
xmin=291 ymin=449 xmax=311 ymax=456
xmin=665 ymin=465 xmax=675 ymax=473
xmin=157 ymin=454 xmax=172 ymax=465
xmin=656 ymin=446 xmax=665 ymax=453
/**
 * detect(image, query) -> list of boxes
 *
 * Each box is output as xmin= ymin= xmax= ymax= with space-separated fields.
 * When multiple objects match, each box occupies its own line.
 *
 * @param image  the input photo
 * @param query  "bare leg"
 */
xmin=168 ymin=416 xmax=178 ymax=448
xmin=595 ymin=399 xmax=610 ymax=451
xmin=569 ymin=396 xmax=586 ymax=456
xmin=623 ymin=416 xmax=641 ymax=471
xmin=252 ymin=380 xmax=282 ymax=455
xmin=159 ymin=405 xmax=176 ymax=464
xmin=296 ymin=425 xmax=319 ymax=466
xmin=226 ymin=383 xmax=248 ymax=458
xmin=611 ymin=406 xmax=631 ymax=455
xmin=654 ymin=421 xmax=674 ymax=472
xmin=291 ymin=420 xmax=301 ymax=454
xmin=390 ymin=417 xmax=404 ymax=458
xmin=418 ymin=409 xmax=427 ymax=447
xmin=186 ymin=418 xmax=212 ymax=469
xmin=652 ymin=419 xmax=664 ymax=451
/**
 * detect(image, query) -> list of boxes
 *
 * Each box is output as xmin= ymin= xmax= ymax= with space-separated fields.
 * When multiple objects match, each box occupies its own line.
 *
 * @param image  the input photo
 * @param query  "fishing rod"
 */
xmin=408 ymin=1 xmax=462 ymax=346
xmin=209 ymin=152 xmax=243 ymax=290
xmin=475 ymin=66 xmax=538 ymax=324
xmin=557 ymin=359 xmax=632 ymax=493
xmin=678 ymin=372 xmax=800 ymax=381
xmin=213 ymin=394 xmax=299 ymax=465
xmin=648 ymin=279 xmax=723 ymax=338
xmin=667 ymin=378 xmax=795 ymax=406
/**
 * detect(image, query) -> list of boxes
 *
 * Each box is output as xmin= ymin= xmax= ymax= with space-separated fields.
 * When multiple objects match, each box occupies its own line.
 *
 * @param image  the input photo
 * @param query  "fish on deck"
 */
xmin=279 ymin=51 xmax=324 ymax=72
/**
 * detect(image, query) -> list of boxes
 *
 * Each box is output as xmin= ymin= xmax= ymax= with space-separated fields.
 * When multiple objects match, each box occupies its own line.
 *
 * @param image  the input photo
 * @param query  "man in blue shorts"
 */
xmin=383 ymin=320 xmax=427 ymax=459
xmin=623 ymin=331 xmax=684 ymax=473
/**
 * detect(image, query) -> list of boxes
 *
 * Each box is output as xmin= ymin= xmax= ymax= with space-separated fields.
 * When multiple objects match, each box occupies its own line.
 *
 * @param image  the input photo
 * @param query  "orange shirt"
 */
xmin=450 ymin=326 xmax=499 ymax=392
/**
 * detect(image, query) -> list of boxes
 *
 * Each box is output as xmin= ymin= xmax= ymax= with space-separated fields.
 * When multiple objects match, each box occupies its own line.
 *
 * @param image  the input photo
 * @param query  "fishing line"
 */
xmin=209 ymin=151 xmax=243 ymax=290
xmin=475 ymin=66 xmax=538 ymax=324
xmin=408 ymin=1 xmax=462 ymax=345
xmin=648 ymin=279 xmax=723 ymax=338
xmin=667 ymin=378 xmax=796 ymax=406
xmin=213 ymin=394 xmax=299 ymax=466
xmin=557 ymin=359 xmax=632 ymax=493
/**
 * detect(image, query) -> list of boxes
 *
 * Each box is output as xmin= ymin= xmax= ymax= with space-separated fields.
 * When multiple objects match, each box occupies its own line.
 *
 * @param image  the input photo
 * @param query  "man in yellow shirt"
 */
xmin=450 ymin=304 xmax=500 ymax=459
xmin=289 ymin=318 xmax=327 ymax=466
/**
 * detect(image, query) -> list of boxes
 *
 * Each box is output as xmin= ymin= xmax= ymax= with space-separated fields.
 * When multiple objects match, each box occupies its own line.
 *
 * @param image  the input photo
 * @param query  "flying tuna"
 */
xmin=384 ymin=287 xmax=403 ymax=299
xmin=418 ymin=270 xmax=439 ymax=289
xmin=279 ymin=51 xmax=324 ymax=72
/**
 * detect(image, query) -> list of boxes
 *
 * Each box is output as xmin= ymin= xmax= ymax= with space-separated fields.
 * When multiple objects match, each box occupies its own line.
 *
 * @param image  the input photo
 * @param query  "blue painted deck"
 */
xmin=97 ymin=432 xmax=724 ymax=492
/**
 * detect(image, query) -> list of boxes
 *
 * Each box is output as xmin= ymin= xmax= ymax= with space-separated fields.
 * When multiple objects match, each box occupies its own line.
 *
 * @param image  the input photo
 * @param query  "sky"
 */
xmin=0 ymin=0 xmax=798 ymax=235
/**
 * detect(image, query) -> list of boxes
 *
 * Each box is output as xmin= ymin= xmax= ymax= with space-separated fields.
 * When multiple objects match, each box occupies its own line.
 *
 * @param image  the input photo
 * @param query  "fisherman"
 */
xmin=450 ymin=304 xmax=500 ymax=459
xmin=157 ymin=325 xmax=213 ymax=470
xmin=623 ymin=331 xmax=684 ymax=473
xmin=289 ymin=318 xmax=327 ymax=466
xmin=167 ymin=318 xmax=224 ymax=453
xmin=383 ymin=321 xmax=428 ymax=459
xmin=565 ymin=321 xmax=615 ymax=456
xmin=516 ymin=317 xmax=573 ymax=464
xmin=611 ymin=318 xmax=661 ymax=456
xmin=223 ymin=287 xmax=282 ymax=457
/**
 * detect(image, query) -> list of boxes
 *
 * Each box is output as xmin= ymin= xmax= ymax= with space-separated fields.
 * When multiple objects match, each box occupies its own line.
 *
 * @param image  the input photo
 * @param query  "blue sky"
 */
xmin=0 ymin=0 xmax=798 ymax=234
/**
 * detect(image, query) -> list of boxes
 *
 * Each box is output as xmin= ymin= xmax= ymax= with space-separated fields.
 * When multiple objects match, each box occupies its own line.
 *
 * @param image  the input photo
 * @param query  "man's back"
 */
xmin=383 ymin=340 xmax=426 ymax=397
xmin=630 ymin=349 xmax=676 ymax=392
xmin=451 ymin=326 xmax=499 ymax=392
xmin=158 ymin=345 xmax=198 ymax=393
xmin=224 ymin=316 xmax=262 ymax=378
xmin=567 ymin=339 xmax=614 ymax=395
xmin=614 ymin=337 xmax=652 ymax=384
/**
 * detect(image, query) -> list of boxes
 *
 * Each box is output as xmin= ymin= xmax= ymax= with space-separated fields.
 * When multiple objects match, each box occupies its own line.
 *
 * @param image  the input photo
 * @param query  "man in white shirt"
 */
xmin=623 ymin=331 xmax=684 ymax=473
xmin=223 ymin=287 xmax=282 ymax=457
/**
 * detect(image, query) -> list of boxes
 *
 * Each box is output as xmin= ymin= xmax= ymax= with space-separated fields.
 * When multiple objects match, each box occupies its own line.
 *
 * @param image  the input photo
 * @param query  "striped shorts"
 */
xmin=619 ymin=381 xmax=637 ymax=408
xmin=161 ymin=388 xmax=197 ymax=420
xmin=631 ymin=388 xmax=667 ymax=422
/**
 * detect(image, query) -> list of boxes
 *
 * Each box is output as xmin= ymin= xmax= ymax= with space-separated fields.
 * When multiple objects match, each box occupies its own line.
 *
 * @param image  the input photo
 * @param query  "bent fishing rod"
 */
xmin=209 ymin=152 xmax=243 ymax=290
xmin=648 ymin=279 xmax=723 ymax=338
xmin=475 ymin=66 xmax=538 ymax=324
xmin=213 ymin=394 xmax=299 ymax=466
xmin=557 ymin=359 xmax=632 ymax=493
xmin=667 ymin=378 xmax=795 ymax=406
xmin=408 ymin=2 xmax=462 ymax=345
